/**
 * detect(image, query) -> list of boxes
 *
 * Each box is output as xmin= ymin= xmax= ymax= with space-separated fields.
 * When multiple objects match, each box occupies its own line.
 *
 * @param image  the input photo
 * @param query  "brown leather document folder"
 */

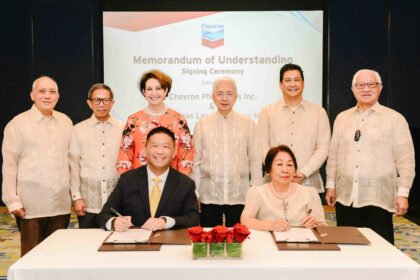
xmin=149 ymin=228 xmax=191 ymax=245
xmin=98 ymin=243 xmax=161 ymax=252
xmin=314 ymin=226 xmax=370 ymax=245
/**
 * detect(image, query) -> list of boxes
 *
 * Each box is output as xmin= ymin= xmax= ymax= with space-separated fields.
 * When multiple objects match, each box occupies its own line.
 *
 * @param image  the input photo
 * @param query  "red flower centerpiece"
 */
xmin=188 ymin=224 xmax=250 ymax=259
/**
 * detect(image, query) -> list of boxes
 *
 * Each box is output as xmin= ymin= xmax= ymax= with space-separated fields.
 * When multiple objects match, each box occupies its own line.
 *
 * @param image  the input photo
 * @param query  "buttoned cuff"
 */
xmin=7 ymin=201 xmax=24 ymax=213
xmin=397 ymin=188 xmax=410 ymax=197
xmin=71 ymin=191 xmax=82 ymax=202
xmin=325 ymin=180 xmax=336 ymax=189
xmin=162 ymin=216 xmax=175 ymax=229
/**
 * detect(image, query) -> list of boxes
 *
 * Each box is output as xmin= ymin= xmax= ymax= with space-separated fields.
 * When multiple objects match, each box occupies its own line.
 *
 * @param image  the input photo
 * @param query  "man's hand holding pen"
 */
xmin=113 ymin=216 xmax=133 ymax=232
xmin=110 ymin=207 xmax=134 ymax=232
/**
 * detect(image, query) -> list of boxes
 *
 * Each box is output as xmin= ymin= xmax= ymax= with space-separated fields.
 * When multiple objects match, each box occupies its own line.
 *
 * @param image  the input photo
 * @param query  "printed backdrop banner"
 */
xmin=103 ymin=11 xmax=324 ymax=131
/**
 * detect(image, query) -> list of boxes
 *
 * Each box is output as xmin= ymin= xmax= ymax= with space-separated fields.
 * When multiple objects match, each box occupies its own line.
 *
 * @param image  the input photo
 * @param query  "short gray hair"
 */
xmin=212 ymin=76 xmax=237 ymax=93
xmin=352 ymin=69 xmax=382 ymax=86
xmin=32 ymin=76 xmax=58 ymax=91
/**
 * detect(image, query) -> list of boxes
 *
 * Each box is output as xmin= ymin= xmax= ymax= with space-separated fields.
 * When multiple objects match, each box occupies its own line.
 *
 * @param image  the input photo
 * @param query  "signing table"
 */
xmin=8 ymin=228 xmax=420 ymax=280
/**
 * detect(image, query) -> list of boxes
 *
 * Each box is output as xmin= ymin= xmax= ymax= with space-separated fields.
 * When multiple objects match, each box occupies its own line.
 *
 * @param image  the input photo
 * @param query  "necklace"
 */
xmin=270 ymin=182 xmax=292 ymax=200
xmin=145 ymin=104 xmax=167 ymax=118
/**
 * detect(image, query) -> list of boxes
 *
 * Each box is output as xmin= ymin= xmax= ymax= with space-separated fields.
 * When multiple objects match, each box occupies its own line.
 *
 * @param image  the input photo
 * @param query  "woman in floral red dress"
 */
xmin=117 ymin=70 xmax=193 ymax=175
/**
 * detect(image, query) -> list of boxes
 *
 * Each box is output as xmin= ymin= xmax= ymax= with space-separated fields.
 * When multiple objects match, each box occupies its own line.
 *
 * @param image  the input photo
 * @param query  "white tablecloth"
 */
xmin=8 ymin=228 xmax=420 ymax=280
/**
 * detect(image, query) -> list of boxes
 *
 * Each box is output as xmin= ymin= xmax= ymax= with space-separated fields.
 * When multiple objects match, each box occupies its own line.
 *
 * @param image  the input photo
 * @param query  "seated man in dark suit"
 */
xmin=97 ymin=126 xmax=199 ymax=231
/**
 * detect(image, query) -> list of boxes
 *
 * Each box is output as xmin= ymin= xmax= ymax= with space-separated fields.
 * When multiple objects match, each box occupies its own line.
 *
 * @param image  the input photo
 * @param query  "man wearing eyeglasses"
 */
xmin=69 ymin=83 xmax=124 ymax=228
xmin=325 ymin=69 xmax=415 ymax=244
xmin=2 ymin=76 xmax=73 ymax=256
xmin=257 ymin=63 xmax=331 ymax=193
xmin=191 ymin=76 xmax=262 ymax=227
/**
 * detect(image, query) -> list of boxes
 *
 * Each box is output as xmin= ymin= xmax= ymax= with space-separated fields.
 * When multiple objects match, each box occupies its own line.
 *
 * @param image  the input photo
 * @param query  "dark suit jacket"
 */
xmin=97 ymin=166 xmax=199 ymax=229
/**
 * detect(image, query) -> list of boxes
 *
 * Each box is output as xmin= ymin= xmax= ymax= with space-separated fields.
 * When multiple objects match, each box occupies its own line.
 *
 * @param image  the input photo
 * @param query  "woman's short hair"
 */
xmin=139 ymin=69 xmax=172 ymax=97
xmin=264 ymin=145 xmax=298 ymax=174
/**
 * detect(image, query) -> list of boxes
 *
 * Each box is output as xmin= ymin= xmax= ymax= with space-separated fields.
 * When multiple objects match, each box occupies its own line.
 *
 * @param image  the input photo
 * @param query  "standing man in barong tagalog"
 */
xmin=191 ymin=76 xmax=262 ymax=227
xmin=2 ymin=76 xmax=73 ymax=256
xmin=325 ymin=69 xmax=415 ymax=244
xmin=69 ymin=83 xmax=124 ymax=228
xmin=257 ymin=63 xmax=330 ymax=193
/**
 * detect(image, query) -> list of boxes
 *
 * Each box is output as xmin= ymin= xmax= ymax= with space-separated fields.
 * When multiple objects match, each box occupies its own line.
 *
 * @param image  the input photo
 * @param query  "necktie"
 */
xmin=150 ymin=177 xmax=161 ymax=217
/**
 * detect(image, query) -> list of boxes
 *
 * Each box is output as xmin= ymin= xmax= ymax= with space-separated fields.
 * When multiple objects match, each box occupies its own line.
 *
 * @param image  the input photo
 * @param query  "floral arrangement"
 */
xmin=188 ymin=224 xmax=250 ymax=259
xmin=188 ymin=224 xmax=250 ymax=243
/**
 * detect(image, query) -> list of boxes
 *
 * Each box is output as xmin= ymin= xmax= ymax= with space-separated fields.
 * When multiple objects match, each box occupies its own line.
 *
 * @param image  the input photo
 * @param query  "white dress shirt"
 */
xmin=257 ymin=99 xmax=331 ymax=192
xmin=2 ymin=105 xmax=73 ymax=218
xmin=326 ymin=103 xmax=415 ymax=212
xmin=191 ymin=111 xmax=262 ymax=205
xmin=69 ymin=115 xmax=124 ymax=213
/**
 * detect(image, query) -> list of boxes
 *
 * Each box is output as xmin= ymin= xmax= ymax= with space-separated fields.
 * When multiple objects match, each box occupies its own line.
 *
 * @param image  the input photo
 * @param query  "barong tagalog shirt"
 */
xmin=191 ymin=111 xmax=262 ymax=205
xmin=2 ymin=105 xmax=73 ymax=218
xmin=69 ymin=115 xmax=124 ymax=213
xmin=257 ymin=99 xmax=331 ymax=192
xmin=326 ymin=103 xmax=415 ymax=212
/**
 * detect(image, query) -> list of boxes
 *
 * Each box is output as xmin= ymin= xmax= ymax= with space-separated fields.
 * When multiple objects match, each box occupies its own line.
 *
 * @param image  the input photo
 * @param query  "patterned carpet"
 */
xmin=0 ymin=206 xmax=419 ymax=279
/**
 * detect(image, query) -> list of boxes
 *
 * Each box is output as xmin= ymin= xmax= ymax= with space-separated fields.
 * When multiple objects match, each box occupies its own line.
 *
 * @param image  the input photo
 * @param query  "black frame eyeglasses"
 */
xmin=90 ymin=98 xmax=113 ymax=105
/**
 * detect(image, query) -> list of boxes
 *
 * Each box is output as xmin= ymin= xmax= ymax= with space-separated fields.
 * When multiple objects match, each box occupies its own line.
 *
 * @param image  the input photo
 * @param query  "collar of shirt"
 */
xmin=146 ymin=166 xmax=170 ymax=195
xmin=87 ymin=114 xmax=119 ymax=127
xmin=279 ymin=98 xmax=306 ymax=111
xmin=216 ymin=110 xmax=234 ymax=120
xmin=354 ymin=102 xmax=381 ymax=116
xmin=30 ymin=104 xmax=57 ymax=123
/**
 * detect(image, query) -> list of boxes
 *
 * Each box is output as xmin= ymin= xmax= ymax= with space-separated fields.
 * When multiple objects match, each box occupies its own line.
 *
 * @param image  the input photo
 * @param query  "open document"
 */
xmin=105 ymin=229 xmax=152 ymax=243
xmin=273 ymin=228 xmax=320 ymax=243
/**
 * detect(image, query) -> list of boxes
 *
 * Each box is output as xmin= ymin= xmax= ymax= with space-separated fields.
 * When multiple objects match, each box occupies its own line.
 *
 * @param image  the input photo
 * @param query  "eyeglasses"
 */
xmin=353 ymin=82 xmax=381 ymax=89
xmin=90 ymin=98 xmax=112 ymax=105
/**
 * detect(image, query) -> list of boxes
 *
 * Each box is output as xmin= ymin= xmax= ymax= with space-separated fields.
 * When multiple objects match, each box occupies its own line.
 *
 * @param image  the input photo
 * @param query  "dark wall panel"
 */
xmin=388 ymin=0 xmax=420 ymax=127
xmin=0 ymin=2 xmax=34 ymax=135
xmin=328 ymin=0 xmax=389 ymax=120
xmin=32 ymin=0 xmax=95 ymax=123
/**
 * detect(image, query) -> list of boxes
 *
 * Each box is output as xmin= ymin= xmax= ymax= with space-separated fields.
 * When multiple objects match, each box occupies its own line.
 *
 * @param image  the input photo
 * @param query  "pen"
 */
xmin=110 ymin=207 xmax=134 ymax=226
